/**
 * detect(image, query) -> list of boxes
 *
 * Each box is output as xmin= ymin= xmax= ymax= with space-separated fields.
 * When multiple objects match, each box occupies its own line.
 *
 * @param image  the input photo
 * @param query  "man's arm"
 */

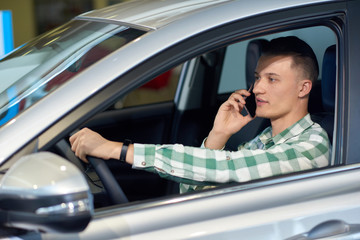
xmin=131 ymin=133 xmax=329 ymax=185
xmin=69 ymin=88 xmax=254 ymax=162
xmin=69 ymin=119 xmax=330 ymax=186
xmin=69 ymin=127 xmax=135 ymax=164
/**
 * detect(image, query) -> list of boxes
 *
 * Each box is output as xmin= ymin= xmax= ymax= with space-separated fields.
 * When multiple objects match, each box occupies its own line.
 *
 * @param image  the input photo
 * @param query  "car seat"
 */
xmin=311 ymin=44 xmax=336 ymax=143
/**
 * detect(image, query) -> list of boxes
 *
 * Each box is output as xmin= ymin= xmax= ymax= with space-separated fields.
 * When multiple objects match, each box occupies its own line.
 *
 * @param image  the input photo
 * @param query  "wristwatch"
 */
xmin=119 ymin=139 xmax=131 ymax=162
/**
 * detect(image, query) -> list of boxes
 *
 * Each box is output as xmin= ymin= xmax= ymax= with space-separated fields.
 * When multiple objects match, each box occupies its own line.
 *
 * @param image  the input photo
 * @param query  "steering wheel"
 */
xmin=87 ymin=156 xmax=128 ymax=204
xmin=55 ymin=139 xmax=128 ymax=205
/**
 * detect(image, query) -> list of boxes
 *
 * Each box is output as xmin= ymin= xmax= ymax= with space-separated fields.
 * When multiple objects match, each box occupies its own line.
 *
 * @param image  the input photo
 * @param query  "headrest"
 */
xmin=246 ymin=39 xmax=269 ymax=88
xmin=321 ymin=45 xmax=336 ymax=112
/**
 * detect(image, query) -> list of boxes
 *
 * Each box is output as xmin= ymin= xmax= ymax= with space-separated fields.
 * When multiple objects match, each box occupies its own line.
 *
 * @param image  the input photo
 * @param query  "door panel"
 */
xmin=48 ymin=166 xmax=360 ymax=240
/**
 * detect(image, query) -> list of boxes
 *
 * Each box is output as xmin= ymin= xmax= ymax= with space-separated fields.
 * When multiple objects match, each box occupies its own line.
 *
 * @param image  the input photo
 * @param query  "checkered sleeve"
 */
xmin=132 ymin=124 xmax=330 ymax=186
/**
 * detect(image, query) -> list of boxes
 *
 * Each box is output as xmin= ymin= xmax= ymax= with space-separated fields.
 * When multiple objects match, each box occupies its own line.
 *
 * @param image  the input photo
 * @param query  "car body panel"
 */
xmin=0 ymin=0 xmax=359 ymax=239
xmin=345 ymin=0 xmax=360 ymax=165
xmin=43 ymin=165 xmax=360 ymax=240
xmin=78 ymin=0 xmax=334 ymax=30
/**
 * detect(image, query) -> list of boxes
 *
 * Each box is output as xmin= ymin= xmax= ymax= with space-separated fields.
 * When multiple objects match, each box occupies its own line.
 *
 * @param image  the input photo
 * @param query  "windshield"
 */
xmin=0 ymin=20 xmax=145 ymax=127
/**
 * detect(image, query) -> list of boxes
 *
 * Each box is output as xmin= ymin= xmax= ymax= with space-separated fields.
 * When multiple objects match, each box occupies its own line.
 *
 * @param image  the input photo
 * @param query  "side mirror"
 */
xmin=0 ymin=152 xmax=93 ymax=233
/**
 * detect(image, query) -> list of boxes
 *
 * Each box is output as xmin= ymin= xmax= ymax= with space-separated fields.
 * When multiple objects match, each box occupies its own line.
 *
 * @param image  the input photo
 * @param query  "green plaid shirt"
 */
xmin=133 ymin=114 xmax=330 ymax=193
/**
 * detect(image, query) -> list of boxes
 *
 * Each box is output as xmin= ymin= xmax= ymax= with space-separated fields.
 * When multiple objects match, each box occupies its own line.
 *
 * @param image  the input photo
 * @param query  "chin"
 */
xmin=255 ymin=110 xmax=267 ymax=119
xmin=255 ymin=107 xmax=282 ymax=119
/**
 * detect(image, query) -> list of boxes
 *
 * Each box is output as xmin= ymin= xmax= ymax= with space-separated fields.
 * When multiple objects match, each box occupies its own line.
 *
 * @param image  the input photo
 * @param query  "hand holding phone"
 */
xmin=244 ymin=85 xmax=256 ymax=117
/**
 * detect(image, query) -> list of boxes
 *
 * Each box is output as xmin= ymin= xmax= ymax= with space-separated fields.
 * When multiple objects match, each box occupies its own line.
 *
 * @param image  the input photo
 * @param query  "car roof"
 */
xmin=77 ymin=0 xmax=336 ymax=31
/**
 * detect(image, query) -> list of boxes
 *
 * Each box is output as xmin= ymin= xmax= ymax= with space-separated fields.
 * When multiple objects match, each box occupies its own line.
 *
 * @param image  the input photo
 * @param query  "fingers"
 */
xmin=243 ymin=111 xmax=255 ymax=121
xmin=227 ymin=89 xmax=250 ymax=112
xmin=69 ymin=128 xmax=91 ymax=162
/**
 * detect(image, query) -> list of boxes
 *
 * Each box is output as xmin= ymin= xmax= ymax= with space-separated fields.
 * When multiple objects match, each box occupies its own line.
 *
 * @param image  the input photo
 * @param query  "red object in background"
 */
xmin=45 ymin=43 xmax=172 ymax=92
xmin=141 ymin=70 xmax=172 ymax=89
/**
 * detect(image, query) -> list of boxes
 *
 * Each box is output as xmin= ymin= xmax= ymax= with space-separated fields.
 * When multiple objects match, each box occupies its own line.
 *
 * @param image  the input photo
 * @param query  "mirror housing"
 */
xmin=0 ymin=152 xmax=93 ymax=233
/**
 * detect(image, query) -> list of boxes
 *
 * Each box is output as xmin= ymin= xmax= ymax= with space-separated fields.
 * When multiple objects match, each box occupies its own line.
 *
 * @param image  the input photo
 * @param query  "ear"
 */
xmin=298 ymin=79 xmax=312 ymax=98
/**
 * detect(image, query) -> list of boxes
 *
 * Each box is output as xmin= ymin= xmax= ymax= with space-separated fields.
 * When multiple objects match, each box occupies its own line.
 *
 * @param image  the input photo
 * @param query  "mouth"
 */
xmin=256 ymin=97 xmax=267 ymax=106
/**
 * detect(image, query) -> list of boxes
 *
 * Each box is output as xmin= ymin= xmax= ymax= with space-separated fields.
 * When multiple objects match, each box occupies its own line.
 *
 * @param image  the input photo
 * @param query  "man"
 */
xmin=70 ymin=36 xmax=330 ymax=193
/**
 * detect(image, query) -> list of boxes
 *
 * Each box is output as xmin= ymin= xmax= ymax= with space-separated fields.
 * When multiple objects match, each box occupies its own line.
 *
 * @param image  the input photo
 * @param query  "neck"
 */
xmin=270 ymin=110 xmax=308 ymax=137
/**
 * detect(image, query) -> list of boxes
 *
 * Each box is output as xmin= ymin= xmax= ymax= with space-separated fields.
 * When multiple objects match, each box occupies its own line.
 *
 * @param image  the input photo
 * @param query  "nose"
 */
xmin=253 ymin=78 xmax=265 ymax=95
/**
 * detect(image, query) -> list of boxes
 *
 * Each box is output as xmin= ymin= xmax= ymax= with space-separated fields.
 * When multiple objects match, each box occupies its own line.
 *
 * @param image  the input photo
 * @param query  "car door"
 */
xmin=39 ymin=1 xmax=360 ymax=239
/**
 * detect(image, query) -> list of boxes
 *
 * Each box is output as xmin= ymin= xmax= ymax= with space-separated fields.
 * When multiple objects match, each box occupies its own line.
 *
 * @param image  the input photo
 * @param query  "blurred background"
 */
xmin=0 ymin=0 xmax=127 ymax=48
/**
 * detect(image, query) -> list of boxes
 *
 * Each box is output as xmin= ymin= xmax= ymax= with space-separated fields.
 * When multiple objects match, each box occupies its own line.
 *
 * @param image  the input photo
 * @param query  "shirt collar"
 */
xmin=259 ymin=114 xmax=314 ymax=147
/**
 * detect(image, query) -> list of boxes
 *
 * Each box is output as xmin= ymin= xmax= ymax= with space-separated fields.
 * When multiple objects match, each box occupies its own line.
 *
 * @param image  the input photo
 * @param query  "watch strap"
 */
xmin=119 ymin=139 xmax=131 ymax=162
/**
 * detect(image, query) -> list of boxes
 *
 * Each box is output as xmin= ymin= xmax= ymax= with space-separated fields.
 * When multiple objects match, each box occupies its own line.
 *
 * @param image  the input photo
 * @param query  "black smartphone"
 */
xmin=244 ymin=85 xmax=256 ymax=117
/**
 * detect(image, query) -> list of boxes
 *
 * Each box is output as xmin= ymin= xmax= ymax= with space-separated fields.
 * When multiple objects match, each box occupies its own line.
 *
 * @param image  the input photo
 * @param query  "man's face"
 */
xmin=253 ymin=55 xmax=302 ymax=121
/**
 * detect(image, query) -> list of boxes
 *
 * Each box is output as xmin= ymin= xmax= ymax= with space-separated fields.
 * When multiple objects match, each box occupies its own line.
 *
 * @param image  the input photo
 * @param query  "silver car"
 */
xmin=0 ymin=0 xmax=359 ymax=239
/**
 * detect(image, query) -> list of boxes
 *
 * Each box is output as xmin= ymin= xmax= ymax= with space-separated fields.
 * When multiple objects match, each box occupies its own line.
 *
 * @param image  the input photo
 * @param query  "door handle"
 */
xmin=286 ymin=219 xmax=360 ymax=239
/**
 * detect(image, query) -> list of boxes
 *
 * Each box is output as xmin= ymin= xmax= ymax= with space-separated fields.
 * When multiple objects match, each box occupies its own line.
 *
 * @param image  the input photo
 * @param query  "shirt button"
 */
xmin=141 ymin=161 xmax=146 ymax=166
xmin=171 ymin=170 xmax=174 ymax=173
xmin=226 ymin=156 xmax=231 ymax=160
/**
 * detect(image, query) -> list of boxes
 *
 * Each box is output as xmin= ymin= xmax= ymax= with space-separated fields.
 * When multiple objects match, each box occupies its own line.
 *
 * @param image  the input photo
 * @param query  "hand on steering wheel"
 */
xmin=56 ymin=139 xmax=128 ymax=205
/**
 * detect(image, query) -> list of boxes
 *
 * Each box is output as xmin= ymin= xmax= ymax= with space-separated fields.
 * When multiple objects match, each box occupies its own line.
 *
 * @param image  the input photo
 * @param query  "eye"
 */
xmin=269 ymin=77 xmax=276 ymax=82
xmin=254 ymin=75 xmax=260 ymax=81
